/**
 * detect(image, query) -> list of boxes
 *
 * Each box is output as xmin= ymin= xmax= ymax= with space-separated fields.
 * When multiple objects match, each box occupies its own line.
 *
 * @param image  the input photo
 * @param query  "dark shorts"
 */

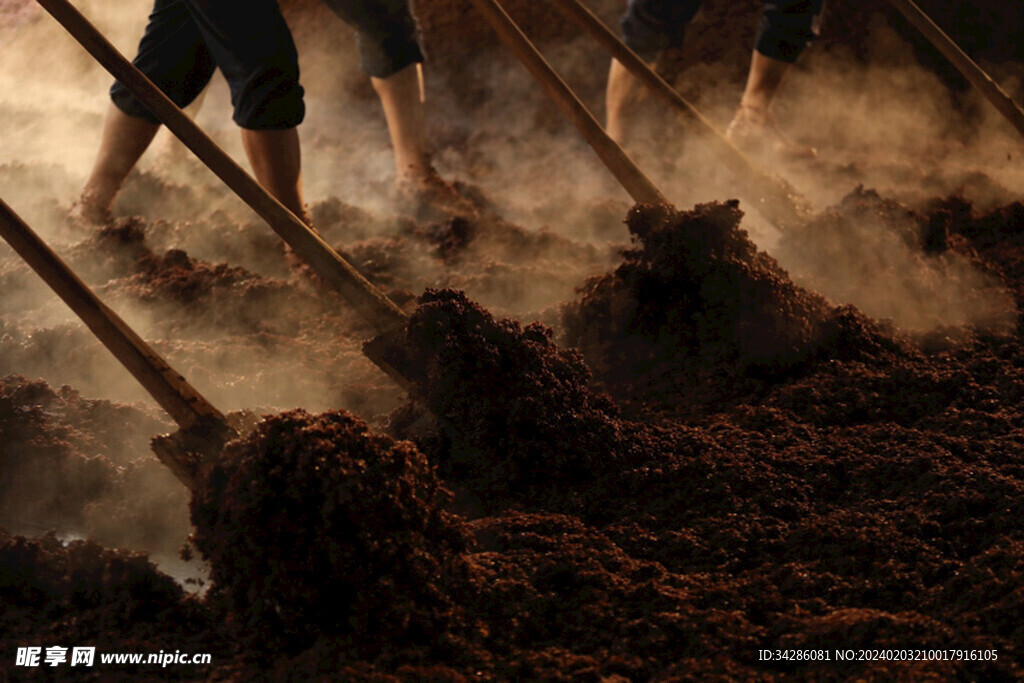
xmin=621 ymin=0 xmax=824 ymax=63
xmin=111 ymin=0 xmax=304 ymax=130
xmin=322 ymin=0 xmax=425 ymax=78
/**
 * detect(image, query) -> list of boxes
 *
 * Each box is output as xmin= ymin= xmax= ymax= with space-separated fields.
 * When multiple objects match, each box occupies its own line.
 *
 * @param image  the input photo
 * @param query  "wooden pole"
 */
xmin=465 ymin=0 xmax=668 ymax=207
xmin=888 ymin=0 xmax=1024 ymax=139
xmin=0 ymin=198 xmax=230 ymax=489
xmin=553 ymin=0 xmax=810 ymax=229
xmin=35 ymin=0 xmax=408 ymax=338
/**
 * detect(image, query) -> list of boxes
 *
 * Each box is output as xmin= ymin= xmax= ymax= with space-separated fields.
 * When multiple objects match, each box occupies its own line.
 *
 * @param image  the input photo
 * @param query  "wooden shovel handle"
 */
xmin=0 ymin=199 xmax=222 ymax=431
xmin=888 ymin=0 xmax=1024 ymax=139
xmin=0 ymin=198 xmax=227 ymax=487
xmin=35 ymin=0 xmax=408 ymax=337
xmin=465 ymin=0 xmax=668 ymax=207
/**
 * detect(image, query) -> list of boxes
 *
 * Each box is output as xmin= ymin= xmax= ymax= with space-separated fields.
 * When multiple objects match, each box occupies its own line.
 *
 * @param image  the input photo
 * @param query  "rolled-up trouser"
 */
xmin=111 ymin=0 xmax=304 ymax=130
xmin=322 ymin=0 xmax=425 ymax=78
xmin=621 ymin=0 xmax=824 ymax=64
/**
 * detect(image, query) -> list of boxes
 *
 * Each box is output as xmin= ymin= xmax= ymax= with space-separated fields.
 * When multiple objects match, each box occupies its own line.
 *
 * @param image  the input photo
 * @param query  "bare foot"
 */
xmin=725 ymin=105 xmax=817 ymax=163
xmin=395 ymin=167 xmax=477 ymax=222
xmin=65 ymin=194 xmax=113 ymax=234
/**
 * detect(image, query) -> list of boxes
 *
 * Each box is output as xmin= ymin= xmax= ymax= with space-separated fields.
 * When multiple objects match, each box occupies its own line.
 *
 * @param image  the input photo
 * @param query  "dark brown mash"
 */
xmin=3 ymin=0 xmax=1024 ymax=679
xmin=189 ymin=409 xmax=471 ymax=656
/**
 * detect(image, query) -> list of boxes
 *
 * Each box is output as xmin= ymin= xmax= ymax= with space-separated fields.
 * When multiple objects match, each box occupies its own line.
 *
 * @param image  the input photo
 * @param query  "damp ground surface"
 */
xmin=3 ymin=1 xmax=1024 ymax=680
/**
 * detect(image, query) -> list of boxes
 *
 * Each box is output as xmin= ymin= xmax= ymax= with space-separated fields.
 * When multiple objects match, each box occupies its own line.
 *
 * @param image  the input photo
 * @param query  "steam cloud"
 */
xmin=0 ymin=0 xmax=1022 ymax=582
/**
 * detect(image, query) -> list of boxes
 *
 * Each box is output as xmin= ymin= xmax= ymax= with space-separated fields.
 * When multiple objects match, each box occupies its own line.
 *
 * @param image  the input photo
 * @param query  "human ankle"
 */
xmin=68 ymin=190 xmax=112 ymax=226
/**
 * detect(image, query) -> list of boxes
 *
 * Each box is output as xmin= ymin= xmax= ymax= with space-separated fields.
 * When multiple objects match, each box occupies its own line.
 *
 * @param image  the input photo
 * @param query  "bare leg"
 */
xmin=371 ymin=63 xmax=432 ymax=183
xmin=373 ymin=63 xmax=476 ymax=218
xmin=239 ymin=126 xmax=310 ymax=225
xmin=69 ymin=104 xmax=161 ymax=226
xmin=154 ymin=86 xmax=209 ymax=164
xmin=240 ymin=126 xmax=315 ymax=274
xmin=737 ymin=50 xmax=790 ymax=113
xmin=726 ymin=51 xmax=816 ymax=159
xmin=605 ymin=57 xmax=654 ymax=145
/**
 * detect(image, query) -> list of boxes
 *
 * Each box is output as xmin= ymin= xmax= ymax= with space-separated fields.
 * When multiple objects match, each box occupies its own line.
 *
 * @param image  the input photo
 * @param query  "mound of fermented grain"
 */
xmin=399 ymin=288 xmax=659 ymax=505
xmin=61 ymin=219 xmax=305 ymax=335
xmin=938 ymin=196 xmax=1024 ymax=308
xmin=189 ymin=409 xmax=470 ymax=653
xmin=124 ymin=249 xmax=254 ymax=305
xmin=564 ymin=201 xmax=831 ymax=370
xmin=79 ymin=219 xmax=352 ymax=340
xmin=64 ymin=219 xmax=153 ymax=283
xmin=0 ymin=377 xmax=115 ymax=528
xmin=317 ymin=194 xmax=613 ymax=315
xmin=775 ymin=188 xmax=1017 ymax=335
xmin=559 ymin=201 xmax=897 ymax=416
xmin=0 ymin=529 xmax=215 ymax=670
xmin=0 ymin=375 xmax=186 ymax=553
